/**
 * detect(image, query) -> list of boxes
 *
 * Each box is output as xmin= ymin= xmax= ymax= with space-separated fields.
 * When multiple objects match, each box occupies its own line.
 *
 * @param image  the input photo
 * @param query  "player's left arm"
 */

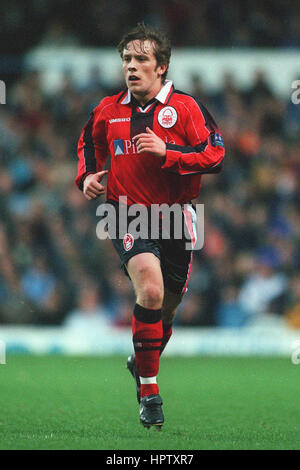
xmin=160 ymin=99 xmax=225 ymax=175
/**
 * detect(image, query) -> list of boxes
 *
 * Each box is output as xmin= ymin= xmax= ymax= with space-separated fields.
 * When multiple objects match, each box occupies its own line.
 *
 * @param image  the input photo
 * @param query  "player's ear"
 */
xmin=157 ymin=63 xmax=167 ymax=78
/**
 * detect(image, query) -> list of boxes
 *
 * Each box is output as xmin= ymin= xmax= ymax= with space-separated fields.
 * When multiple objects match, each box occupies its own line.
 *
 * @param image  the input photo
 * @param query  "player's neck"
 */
xmin=132 ymin=82 xmax=164 ymax=107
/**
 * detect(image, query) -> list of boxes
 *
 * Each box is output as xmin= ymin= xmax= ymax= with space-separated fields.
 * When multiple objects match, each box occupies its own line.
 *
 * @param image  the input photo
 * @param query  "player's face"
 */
xmin=122 ymin=40 xmax=167 ymax=105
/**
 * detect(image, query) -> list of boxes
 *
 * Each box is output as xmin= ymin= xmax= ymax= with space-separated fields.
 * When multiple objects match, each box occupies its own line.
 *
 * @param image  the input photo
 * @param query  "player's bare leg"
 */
xmin=126 ymin=253 xmax=164 ymax=429
xmin=127 ymin=252 xmax=164 ymax=310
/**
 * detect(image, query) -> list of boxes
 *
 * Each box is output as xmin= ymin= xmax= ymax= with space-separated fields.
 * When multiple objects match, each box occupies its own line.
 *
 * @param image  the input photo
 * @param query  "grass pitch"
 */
xmin=0 ymin=355 xmax=299 ymax=450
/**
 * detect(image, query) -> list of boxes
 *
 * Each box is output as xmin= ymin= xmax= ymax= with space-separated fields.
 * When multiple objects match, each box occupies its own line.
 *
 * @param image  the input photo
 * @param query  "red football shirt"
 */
xmin=76 ymin=80 xmax=225 ymax=206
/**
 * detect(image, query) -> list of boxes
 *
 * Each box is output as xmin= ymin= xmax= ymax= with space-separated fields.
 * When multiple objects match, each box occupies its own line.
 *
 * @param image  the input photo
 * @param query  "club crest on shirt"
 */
xmin=157 ymin=106 xmax=177 ymax=128
xmin=123 ymin=233 xmax=134 ymax=251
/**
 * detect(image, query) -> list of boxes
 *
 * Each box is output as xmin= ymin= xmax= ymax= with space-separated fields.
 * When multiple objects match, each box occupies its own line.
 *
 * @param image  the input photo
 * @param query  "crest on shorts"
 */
xmin=123 ymin=233 xmax=134 ymax=251
xmin=157 ymin=106 xmax=177 ymax=128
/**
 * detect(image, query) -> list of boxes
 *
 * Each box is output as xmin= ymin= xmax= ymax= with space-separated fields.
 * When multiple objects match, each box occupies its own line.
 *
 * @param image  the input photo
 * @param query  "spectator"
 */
xmin=63 ymin=282 xmax=112 ymax=331
xmin=284 ymin=275 xmax=300 ymax=329
xmin=238 ymin=257 xmax=288 ymax=316
xmin=215 ymin=285 xmax=251 ymax=328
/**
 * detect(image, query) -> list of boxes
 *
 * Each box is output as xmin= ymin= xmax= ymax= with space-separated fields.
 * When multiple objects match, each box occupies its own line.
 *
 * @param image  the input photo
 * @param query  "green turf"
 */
xmin=0 ymin=355 xmax=299 ymax=450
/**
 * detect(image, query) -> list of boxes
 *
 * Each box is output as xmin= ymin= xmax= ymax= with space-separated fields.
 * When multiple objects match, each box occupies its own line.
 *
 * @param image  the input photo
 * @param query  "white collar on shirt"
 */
xmin=120 ymin=80 xmax=173 ymax=106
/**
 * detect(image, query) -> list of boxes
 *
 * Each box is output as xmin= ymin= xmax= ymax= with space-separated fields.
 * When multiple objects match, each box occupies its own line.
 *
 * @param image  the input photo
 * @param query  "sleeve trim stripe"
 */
xmin=166 ymin=141 xmax=208 ymax=155
xmin=82 ymin=112 xmax=97 ymax=173
xmin=164 ymin=160 xmax=223 ymax=176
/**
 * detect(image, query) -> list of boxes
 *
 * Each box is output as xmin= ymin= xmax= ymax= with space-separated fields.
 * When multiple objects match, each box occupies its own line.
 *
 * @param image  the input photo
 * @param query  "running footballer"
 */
xmin=76 ymin=23 xmax=225 ymax=429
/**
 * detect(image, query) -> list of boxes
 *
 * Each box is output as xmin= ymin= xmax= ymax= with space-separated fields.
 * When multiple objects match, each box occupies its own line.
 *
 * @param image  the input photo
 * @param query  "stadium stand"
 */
xmin=0 ymin=0 xmax=299 ymax=330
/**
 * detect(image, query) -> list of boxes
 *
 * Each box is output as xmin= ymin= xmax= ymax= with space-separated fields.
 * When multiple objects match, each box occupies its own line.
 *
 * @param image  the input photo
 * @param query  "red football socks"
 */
xmin=140 ymin=382 xmax=159 ymax=397
xmin=132 ymin=304 xmax=162 ymax=398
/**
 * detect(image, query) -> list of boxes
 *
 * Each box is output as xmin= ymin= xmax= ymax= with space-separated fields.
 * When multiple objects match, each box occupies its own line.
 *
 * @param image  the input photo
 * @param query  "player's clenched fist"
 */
xmin=133 ymin=127 xmax=166 ymax=157
xmin=83 ymin=170 xmax=108 ymax=200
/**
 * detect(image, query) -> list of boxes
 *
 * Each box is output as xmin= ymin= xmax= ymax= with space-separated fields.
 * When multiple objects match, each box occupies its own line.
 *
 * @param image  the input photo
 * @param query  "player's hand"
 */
xmin=83 ymin=170 xmax=108 ymax=200
xmin=133 ymin=127 xmax=166 ymax=158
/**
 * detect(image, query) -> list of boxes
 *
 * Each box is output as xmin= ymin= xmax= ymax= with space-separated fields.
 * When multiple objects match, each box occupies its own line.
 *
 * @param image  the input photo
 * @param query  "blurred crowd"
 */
xmin=0 ymin=62 xmax=299 ymax=329
xmin=1 ymin=0 xmax=300 ymax=55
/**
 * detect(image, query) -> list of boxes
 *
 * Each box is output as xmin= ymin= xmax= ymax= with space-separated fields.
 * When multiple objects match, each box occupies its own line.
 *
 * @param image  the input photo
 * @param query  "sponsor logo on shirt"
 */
xmin=157 ymin=106 xmax=178 ymax=128
xmin=113 ymin=139 xmax=137 ymax=155
xmin=113 ymin=135 xmax=175 ymax=156
xmin=109 ymin=117 xmax=131 ymax=124
xmin=113 ymin=139 xmax=125 ymax=155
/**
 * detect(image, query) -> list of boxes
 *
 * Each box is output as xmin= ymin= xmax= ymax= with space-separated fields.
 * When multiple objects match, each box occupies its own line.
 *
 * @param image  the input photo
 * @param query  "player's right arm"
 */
xmin=75 ymin=99 xmax=110 ymax=199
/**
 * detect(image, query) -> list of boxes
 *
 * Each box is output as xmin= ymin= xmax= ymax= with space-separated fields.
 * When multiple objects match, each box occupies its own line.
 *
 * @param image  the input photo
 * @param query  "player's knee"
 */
xmin=137 ymin=283 xmax=164 ymax=310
